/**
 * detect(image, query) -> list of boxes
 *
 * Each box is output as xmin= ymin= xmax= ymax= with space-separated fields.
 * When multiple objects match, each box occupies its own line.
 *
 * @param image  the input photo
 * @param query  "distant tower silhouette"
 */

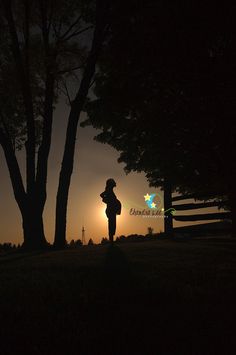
xmin=82 ymin=226 xmax=86 ymax=245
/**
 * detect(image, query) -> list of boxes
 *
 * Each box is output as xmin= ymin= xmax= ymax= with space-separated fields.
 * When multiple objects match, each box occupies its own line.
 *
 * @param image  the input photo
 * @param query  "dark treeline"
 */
xmin=0 ymin=243 xmax=21 ymax=252
xmin=0 ymin=219 xmax=231 ymax=252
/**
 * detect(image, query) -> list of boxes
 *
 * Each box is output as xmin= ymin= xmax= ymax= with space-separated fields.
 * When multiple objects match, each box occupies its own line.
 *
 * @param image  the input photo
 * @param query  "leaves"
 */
xmin=84 ymin=0 xmax=236 ymax=203
xmin=0 ymin=0 xmax=96 ymax=149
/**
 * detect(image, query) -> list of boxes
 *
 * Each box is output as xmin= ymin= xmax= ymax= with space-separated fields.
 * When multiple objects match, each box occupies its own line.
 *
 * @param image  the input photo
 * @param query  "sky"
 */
xmin=0 ymin=101 xmax=220 ymax=245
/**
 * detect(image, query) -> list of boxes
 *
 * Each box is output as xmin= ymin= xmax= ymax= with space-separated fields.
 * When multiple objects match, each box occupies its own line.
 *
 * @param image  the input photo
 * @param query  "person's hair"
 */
xmin=106 ymin=178 xmax=116 ymax=188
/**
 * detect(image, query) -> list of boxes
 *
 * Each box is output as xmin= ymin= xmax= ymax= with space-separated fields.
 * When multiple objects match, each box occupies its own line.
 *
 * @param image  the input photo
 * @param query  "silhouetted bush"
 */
xmin=68 ymin=239 xmax=83 ymax=248
xmin=147 ymin=227 xmax=154 ymax=235
xmin=75 ymin=239 xmax=83 ymax=247
xmin=101 ymin=237 xmax=109 ymax=245
xmin=116 ymin=233 xmax=161 ymax=244
xmin=0 ymin=243 xmax=19 ymax=253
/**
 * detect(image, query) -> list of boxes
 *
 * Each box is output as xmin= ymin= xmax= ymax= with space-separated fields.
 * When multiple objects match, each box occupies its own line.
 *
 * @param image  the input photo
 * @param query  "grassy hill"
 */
xmin=0 ymin=238 xmax=236 ymax=355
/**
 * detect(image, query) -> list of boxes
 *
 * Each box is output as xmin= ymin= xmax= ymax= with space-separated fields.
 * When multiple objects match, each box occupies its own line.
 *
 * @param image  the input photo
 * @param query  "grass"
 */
xmin=0 ymin=238 xmax=236 ymax=355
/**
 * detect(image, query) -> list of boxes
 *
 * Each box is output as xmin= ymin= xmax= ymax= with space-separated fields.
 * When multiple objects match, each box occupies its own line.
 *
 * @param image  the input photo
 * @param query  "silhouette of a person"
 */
xmin=100 ymin=179 xmax=121 ymax=243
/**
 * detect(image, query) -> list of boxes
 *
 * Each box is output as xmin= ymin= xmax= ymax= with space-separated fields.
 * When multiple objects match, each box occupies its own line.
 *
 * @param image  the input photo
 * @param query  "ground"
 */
xmin=0 ymin=237 xmax=236 ymax=355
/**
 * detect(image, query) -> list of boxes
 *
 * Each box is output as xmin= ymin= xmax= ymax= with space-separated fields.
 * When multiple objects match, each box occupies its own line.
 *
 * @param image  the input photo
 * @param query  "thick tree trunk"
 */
xmin=21 ymin=205 xmax=47 ymax=249
xmin=164 ymin=179 xmax=173 ymax=236
xmin=0 ymin=129 xmax=48 ymax=249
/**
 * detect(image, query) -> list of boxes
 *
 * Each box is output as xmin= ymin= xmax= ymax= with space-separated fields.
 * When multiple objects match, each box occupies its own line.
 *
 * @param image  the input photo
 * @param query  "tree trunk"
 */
xmin=21 ymin=205 xmax=47 ymax=249
xmin=54 ymin=103 xmax=85 ymax=248
xmin=164 ymin=179 xmax=173 ymax=236
xmin=0 ymin=129 xmax=48 ymax=249
xmin=54 ymin=7 xmax=106 ymax=248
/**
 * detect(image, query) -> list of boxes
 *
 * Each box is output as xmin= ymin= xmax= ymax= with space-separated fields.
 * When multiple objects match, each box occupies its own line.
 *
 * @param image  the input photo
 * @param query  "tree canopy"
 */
xmin=83 ymin=1 xmax=236 ymax=207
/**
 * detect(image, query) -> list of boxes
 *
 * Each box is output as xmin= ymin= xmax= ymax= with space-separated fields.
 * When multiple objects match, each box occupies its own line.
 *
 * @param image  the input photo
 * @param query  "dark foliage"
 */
xmin=83 ymin=1 xmax=236 ymax=228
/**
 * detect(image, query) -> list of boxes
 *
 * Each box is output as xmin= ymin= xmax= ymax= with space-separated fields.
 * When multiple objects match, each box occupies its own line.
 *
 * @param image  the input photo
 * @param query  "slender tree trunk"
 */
xmin=54 ymin=101 xmax=90 ymax=248
xmin=54 ymin=5 xmax=107 ymax=248
xmin=164 ymin=179 xmax=173 ymax=237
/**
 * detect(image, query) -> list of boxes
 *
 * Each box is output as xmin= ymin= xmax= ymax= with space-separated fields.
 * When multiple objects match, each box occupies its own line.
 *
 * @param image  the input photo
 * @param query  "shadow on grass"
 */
xmin=103 ymin=244 xmax=132 ymax=288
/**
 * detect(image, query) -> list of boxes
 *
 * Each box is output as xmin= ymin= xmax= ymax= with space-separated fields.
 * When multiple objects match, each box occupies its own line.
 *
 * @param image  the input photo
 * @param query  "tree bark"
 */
xmin=0 ymin=128 xmax=47 ymax=248
xmin=21 ymin=204 xmax=47 ymax=249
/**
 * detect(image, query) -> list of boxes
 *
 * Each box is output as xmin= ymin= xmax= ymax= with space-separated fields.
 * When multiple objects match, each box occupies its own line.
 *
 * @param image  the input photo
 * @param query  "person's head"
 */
xmin=106 ymin=178 xmax=116 ymax=188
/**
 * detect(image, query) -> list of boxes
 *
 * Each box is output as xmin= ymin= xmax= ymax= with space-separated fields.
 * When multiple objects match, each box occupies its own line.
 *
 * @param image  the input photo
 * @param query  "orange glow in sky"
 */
xmin=0 ymin=104 xmax=221 ymax=245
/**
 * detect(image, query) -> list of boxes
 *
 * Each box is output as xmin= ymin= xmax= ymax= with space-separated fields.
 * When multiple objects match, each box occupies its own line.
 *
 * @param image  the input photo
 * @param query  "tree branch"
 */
xmin=0 ymin=111 xmax=11 ymax=138
xmin=59 ymin=14 xmax=83 ymax=40
xmin=89 ymin=77 xmax=96 ymax=89
xmin=60 ymin=80 xmax=72 ymax=105
xmin=57 ymin=64 xmax=84 ymax=75
xmin=0 ymin=126 xmax=26 ymax=211
xmin=47 ymin=0 xmax=54 ymax=33
xmin=3 ymin=0 xmax=36 ymax=195
xmin=61 ymin=25 xmax=94 ymax=42
xmin=35 ymin=71 xmax=55 ymax=209
xmin=40 ymin=0 xmax=49 ymax=50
